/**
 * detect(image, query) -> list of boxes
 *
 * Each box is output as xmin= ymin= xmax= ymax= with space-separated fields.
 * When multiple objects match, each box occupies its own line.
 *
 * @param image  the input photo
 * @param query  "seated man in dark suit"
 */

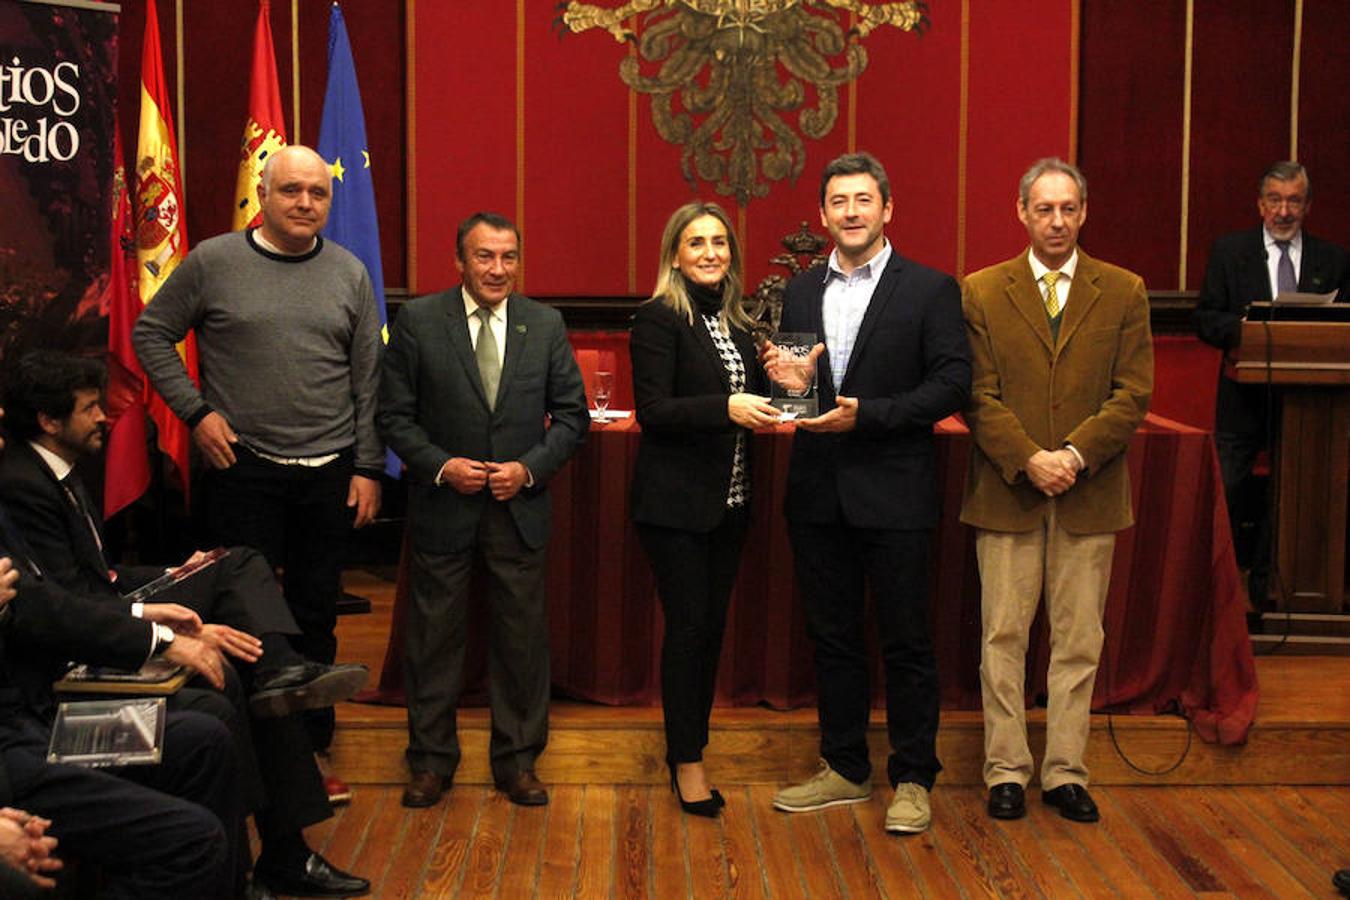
xmin=0 ymin=356 xmax=372 ymax=898
xmin=1194 ymin=161 xmax=1349 ymax=608
xmin=0 ymin=544 xmax=242 ymax=899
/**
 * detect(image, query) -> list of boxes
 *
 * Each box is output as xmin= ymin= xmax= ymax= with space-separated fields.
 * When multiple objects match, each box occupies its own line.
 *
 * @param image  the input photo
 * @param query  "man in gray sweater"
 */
xmin=132 ymin=145 xmax=382 ymax=833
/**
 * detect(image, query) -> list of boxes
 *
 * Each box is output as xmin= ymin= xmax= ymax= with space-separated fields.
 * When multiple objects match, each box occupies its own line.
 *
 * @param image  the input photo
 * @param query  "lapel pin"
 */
xmin=516 ymin=324 xmax=527 ymax=334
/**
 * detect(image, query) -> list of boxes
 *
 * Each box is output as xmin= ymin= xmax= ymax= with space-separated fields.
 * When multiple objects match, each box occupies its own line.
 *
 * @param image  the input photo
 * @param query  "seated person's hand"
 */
xmin=0 ymin=558 xmax=17 ymax=608
xmin=198 ymin=623 xmax=262 ymax=664
xmin=163 ymin=633 xmax=226 ymax=690
xmin=0 ymin=808 xmax=61 ymax=889
xmin=141 ymin=602 xmax=204 ymax=635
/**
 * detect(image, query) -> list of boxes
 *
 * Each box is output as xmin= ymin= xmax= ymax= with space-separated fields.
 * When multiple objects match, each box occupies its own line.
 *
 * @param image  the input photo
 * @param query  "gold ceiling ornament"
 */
xmin=558 ymin=1 xmax=928 ymax=205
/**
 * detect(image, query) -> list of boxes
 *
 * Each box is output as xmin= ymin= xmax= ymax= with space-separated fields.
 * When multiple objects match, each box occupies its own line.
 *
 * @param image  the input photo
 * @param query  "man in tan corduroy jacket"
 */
xmin=961 ymin=158 xmax=1153 ymax=826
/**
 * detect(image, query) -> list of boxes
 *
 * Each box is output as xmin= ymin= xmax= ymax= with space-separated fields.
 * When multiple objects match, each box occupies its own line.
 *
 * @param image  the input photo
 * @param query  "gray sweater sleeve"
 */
xmin=131 ymin=253 xmax=210 ymax=424
xmin=349 ymin=270 xmax=384 ymax=472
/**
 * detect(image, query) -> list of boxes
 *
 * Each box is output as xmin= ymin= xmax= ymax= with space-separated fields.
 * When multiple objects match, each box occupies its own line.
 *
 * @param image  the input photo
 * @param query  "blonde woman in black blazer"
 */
xmin=629 ymin=202 xmax=779 ymax=817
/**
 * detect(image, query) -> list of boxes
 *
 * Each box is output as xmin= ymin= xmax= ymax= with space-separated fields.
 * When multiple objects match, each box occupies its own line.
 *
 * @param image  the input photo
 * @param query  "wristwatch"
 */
xmin=153 ymin=623 xmax=176 ymax=655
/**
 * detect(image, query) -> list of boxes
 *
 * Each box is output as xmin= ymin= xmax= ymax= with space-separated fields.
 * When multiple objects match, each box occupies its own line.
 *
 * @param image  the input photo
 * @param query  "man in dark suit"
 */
xmin=0 ymin=528 xmax=242 ymax=898
xmin=962 ymin=159 xmax=1152 ymax=824
xmin=0 ymin=351 xmax=371 ymax=897
xmin=378 ymin=212 xmax=589 ymax=809
xmin=1194 ymin=161 xmax=1349 ymax=608
xmin=767 ymin=153 xmax=971 ymax=834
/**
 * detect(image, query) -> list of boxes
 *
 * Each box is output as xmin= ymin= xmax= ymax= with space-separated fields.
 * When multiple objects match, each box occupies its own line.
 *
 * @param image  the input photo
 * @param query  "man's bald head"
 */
xmin=255 ymin=144 xmax=332 ymax=253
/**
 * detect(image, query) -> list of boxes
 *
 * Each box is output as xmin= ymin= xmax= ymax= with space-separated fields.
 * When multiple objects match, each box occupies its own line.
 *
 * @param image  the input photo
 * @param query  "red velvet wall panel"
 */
xmin=409 ymin=2 xmax=1077 ymax=294
xmin=961 ymin=1 xmax=1077 ymax=274
xmin=1186 ymin=1 xmax=1293 ymax=290
xmin=1078 ymin=1 xmax=1187 ymax=290
xmin=1079 ymin=1 xmax=1347 ymax=292
xmin=1297 ymin=0 xmax=1350 ymax=246
xmin=108 ymin=3 xmax=1345 ymax=299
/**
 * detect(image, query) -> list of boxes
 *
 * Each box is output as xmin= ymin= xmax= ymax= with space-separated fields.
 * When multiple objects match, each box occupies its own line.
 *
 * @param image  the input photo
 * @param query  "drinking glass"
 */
xmin=594 ymin=371 xmax=614 ymax=423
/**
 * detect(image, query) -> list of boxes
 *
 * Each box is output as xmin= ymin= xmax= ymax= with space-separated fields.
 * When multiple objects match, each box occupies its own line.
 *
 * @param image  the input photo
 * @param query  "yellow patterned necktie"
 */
xmin=1042 ymin=271 xmax=1062 ymax=318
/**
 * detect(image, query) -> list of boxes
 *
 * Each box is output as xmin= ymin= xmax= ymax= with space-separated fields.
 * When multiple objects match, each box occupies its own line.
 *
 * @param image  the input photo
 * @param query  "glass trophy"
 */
xmin=769 ymin=332 xmax=819 ymax=419
xmin=48 ymin=697 xmax=166 ymax=768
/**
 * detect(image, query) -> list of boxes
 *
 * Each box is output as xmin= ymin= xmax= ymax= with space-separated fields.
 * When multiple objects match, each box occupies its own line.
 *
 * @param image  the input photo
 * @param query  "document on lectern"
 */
xmin=47 ymin=697 xmax=166 ymax=768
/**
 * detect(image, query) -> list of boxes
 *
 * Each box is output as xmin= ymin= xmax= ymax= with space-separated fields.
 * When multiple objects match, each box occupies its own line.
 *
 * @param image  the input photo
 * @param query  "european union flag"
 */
xmin=317 ymin=3 xmax=400 ymax=476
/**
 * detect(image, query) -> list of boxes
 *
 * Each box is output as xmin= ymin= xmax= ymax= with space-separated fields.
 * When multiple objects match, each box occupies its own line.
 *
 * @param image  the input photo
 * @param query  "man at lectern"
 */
xmin=1194 ymin=161 xmax=1349 ymax=609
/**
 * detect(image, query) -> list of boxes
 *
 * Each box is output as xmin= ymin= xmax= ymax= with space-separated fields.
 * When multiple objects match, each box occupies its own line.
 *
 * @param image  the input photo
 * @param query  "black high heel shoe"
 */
xmin=668 ymin=762 xmax=724 ymax=818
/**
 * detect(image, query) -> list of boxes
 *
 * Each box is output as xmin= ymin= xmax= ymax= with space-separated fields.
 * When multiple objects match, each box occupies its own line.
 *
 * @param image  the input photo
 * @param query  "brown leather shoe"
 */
xmin=496 ymin=770 xmax=548 ymax=806
xmin=402 ymin=771 xmax=452 ymax=808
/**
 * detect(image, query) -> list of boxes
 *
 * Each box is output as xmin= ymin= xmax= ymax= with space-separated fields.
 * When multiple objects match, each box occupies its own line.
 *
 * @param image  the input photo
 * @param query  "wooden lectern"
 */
xmin=1227 ymin=319 xmax=1350 ymax=612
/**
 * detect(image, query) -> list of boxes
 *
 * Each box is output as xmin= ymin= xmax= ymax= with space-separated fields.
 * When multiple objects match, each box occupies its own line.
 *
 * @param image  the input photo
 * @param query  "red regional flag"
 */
xmin=102 ymin=124 xmax=150 ymax=519
xmin=135 ymin=0 xmax=197 ymax=500
xmin=233 ymin=0 xmax=287 ymax=230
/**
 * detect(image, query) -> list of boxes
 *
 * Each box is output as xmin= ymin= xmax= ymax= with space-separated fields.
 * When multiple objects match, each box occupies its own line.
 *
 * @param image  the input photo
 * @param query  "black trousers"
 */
xmin=1215 ymin=426 xmax=1273 ymax=605
xmin=788 ymin=519 xmax=942 ymax=790
xmin=173 ymin=674 xmax=330 ymax=845
xmin=637 ymin=506 xmax=749 ymax=765
xmin=155 ymin=545 xmax=303 ymax=644
xmin=205 ymin=446 xmax=353 ymax=749
xmin=2 ymin=709 xmax=240 ymax=900
xmin=404 ymin=501 xmax=550 ymax=784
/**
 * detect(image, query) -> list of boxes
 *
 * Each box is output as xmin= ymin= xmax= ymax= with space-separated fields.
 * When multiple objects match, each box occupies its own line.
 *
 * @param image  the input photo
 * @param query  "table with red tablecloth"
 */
xmin=365 ymin=411 xmax=1257 ymax=745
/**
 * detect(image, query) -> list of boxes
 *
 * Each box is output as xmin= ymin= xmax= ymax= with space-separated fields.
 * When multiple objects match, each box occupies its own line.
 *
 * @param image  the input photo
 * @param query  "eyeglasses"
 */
xmin=1262 ymin=194 xmax=1306 ymax=211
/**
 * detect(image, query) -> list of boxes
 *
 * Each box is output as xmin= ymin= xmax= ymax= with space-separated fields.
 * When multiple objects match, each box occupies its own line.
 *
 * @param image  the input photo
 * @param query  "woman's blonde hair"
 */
xmin=649 ymin=201 xmax=754 ymax=332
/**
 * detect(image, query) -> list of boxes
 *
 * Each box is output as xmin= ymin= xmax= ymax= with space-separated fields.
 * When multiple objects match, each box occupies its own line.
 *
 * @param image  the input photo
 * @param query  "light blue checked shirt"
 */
xmin=821 ymin=240 xmax=892 ymax=393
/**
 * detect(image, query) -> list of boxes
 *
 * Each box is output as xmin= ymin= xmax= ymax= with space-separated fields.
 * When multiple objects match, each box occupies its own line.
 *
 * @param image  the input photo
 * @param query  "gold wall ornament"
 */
xmin=558 ymin=1 xmax=928 ymax=205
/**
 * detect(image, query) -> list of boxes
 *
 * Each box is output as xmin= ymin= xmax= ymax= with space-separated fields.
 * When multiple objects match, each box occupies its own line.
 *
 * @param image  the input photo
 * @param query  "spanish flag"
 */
xmin=233 ymin=0 xmax=287 ymax=231
xmin=134 ymin=0 xmax=196 ymax=500
xmin=103 ymin=125 xmax=151 ymax=520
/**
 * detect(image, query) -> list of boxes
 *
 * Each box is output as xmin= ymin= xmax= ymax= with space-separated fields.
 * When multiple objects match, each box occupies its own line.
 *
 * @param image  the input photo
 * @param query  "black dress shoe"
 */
xmin=244 ymin=878 xmax=277 ymax=900
xmin=249 ymin=662 xmax=368 ymax=717
xmin=1042 ymin=784 xmax=1100 ymax=822
xmin=987 ymin=782 xmax=1026 ymax=819
xmin=1333 ymin=868 xmax=1350 ymax=896
xmin=496 ymin=770 xmax=549 ymax=806
xmin=402 ymin=770 xmax=453 ymax=808
xmin=255 ymin=852 xmax=370 ymax=897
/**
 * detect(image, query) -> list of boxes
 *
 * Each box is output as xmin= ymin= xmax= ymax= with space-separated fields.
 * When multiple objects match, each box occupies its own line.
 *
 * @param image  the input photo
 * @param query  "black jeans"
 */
xmin=638 ymin=506 xmax=749 ymax=765
xmin=788 ymin=519 xmax=942 ymax=790
xmin=205 ymin=445 xmax=353 ymax=749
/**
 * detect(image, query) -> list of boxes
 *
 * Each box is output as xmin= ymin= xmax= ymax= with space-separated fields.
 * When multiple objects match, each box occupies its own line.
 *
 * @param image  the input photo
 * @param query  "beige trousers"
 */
xmin=975 ymin=502 xmax=1115 ymax=791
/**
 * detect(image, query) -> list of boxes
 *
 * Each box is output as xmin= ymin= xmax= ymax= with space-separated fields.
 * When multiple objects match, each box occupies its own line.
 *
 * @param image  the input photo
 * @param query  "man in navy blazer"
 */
xmin=768 ymin=153 xmax=971 ymax=833
xmin=378 ymin=212 xmax=589 ymax=809
xmin=1194 ymin=161 xmax=1349 ymax=607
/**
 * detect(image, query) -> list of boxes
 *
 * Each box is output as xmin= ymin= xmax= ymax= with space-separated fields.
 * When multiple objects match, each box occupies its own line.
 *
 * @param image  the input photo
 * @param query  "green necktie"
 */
xmin=1042 ymin=271 xmax=1062 ymax=318
xmin=474 ymin=306 xmax=500 ymax=410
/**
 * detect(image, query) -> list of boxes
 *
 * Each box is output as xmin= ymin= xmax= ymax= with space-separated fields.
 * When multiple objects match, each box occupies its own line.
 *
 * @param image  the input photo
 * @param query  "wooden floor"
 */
xmin=300 ymin=784 xmax=1350 ymax=899
xmin=309 ymin=567 xmax=1350 ymax=898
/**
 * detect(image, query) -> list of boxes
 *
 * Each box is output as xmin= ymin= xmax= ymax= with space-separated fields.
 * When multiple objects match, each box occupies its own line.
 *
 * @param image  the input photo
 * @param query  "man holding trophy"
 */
xmin=766 ymin=152 xmax=972 ymax=835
